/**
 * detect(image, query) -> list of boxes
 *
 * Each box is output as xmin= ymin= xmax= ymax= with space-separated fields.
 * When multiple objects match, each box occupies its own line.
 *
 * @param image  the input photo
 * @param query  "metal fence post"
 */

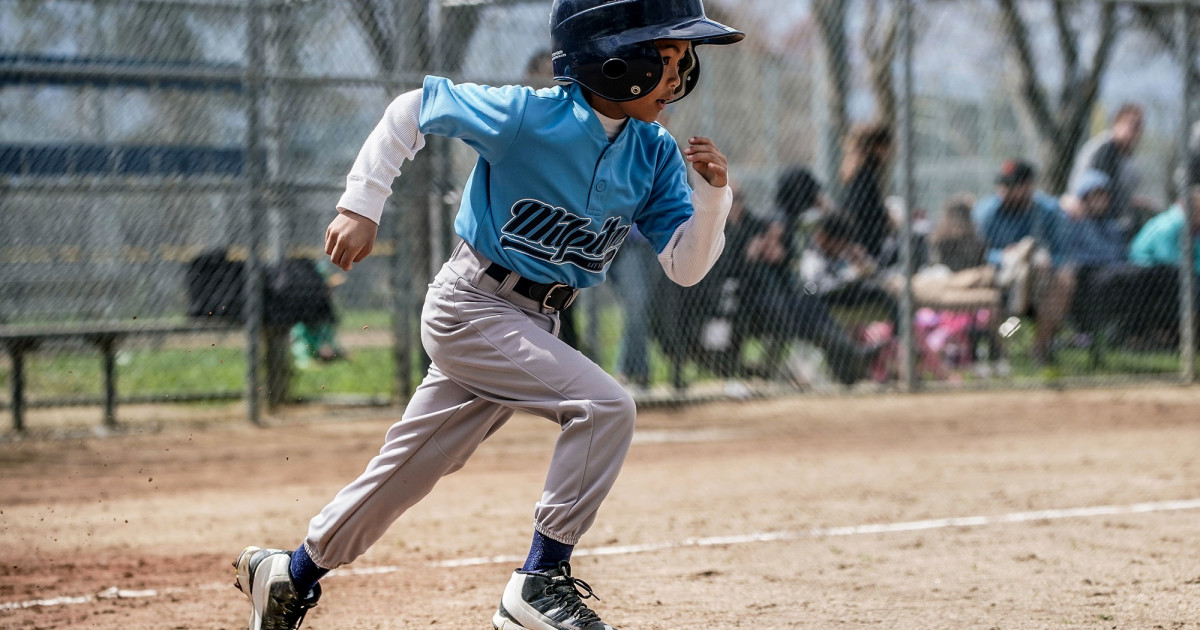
xmin=392 ymin=0 xmax=435 ymax=400
xmin=898 ymin=0 xmax=917 ymax=391
xmin=244 ymin=0 xmax=266 ymax=424
xmin=1178 ymin=0 xmax=1196 ymax=383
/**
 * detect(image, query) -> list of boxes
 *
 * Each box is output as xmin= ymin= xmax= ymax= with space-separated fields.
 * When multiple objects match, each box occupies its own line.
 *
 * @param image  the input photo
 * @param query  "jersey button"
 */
xmin=595 ymin=180 xmax=607 ymax=192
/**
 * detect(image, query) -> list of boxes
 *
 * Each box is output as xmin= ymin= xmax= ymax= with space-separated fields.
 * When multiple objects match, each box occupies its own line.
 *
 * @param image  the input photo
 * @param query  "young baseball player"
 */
xmin=233 ymin=1 xmax=742 ymax=628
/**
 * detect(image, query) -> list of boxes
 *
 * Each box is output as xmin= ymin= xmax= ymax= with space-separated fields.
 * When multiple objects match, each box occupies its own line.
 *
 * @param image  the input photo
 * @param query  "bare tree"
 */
xmin=1130 ymin=5 xmax=1200 ymax=121
xmin=862 ymin=0 xmax=901 ymax=134
xmin=996 ymin=0 xmax=1118 ymax=194
xmin=812 ymin=0 xmax=901 ymax=190
xmin=812 ymin=0 xmax=852 ymax=181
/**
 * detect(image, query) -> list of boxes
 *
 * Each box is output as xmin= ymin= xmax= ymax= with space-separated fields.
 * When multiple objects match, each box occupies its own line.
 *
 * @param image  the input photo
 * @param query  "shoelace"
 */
xmin=266 ymin=591 xmax=318 ymax=630
xmin=542 ymin=562 xmax=602 ymax=624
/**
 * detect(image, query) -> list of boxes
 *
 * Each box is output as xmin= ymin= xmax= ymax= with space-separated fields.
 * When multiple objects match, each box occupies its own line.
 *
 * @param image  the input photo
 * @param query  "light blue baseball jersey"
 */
xmin=418 ymin=75 xmax=695 ymax=289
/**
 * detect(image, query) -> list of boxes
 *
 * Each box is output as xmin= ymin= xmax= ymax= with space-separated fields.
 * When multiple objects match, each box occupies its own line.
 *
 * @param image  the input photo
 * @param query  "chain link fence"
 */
xmin=1 ymin=0 xmax=1197 ymax=432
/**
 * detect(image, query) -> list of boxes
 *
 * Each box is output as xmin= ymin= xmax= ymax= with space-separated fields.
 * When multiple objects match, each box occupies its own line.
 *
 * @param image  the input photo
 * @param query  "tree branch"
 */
xmin=996 ymin=0 xmax=1057 ymax=141
xmin=812 ymin=0 xmax=851 ymax=182
xmin=861 ymin=0 xmax=899 ymax=129
xmin=1053 ymin=2 xmax=1079 ymax=84
xmin=1132 ymin=5 xmax=1200 ymax=94
xmin=1047 ymin=2 xmax=1119 ymax=192
xmin=1083 ymin=2 xmax=1119 ymax=100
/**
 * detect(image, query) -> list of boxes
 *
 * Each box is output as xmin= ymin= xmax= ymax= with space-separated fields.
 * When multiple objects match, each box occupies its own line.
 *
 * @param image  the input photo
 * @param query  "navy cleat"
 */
xmin=233 ymin=546 xmax=321 ymax=630
xmin=493 ymin=561 xmax=617 ymax=630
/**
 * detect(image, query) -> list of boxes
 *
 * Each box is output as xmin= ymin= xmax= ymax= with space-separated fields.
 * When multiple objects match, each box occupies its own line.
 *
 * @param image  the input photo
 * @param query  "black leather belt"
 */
xmin=484 ymin=263 xmax=579 ymax=311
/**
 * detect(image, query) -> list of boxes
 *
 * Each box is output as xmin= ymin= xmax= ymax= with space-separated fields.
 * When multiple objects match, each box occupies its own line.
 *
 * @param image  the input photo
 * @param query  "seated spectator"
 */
xmin=278 ymin=258 xmax=347 ymax=368
xmin=929 ymin=194 xmax=987 ymax=272
xmin=732 ymin=185 xmax=882 ymax=385
xmin=1126 ymin=155 xmax=1200 ymax=346
xmin=652 ymin=180 xmax=881 ymax=385
xmin=799 ymin=211 xmax=901 ymax=329
xmin=972 ymin=159 xmax=1073 ymax=364
xmin=776 ymin=164 xmax=827 ymax=238
xmin=1063 ymin=170 xmax=1175 ymax=347
xmin=1130 ymin=156 xmax=1200 ymax=275
xmin=838 ymin=122 xmax=895 ymax=264
xmin=1063 ymin=170 xmax=1126 ymax=265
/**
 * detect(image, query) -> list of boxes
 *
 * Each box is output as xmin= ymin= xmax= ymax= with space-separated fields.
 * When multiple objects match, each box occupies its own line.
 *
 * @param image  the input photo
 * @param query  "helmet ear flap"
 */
xmin=667 ymin=45 xmax=700 ymax=103
xmin=569 ymin=41 xmax=663 ymax=101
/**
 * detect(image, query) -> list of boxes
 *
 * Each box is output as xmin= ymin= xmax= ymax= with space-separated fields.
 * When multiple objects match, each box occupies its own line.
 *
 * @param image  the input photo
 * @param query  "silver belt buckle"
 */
xmin=542 ymin=283 xmax=578 ymax=311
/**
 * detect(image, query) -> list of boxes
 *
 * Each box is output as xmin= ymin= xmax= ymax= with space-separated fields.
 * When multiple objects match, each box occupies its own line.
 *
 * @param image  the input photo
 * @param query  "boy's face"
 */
xmin=590 ymin=40 xmax=691 ymax=123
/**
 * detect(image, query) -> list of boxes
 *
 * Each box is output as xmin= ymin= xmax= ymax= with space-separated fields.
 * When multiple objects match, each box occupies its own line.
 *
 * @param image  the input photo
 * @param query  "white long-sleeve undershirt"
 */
xmin=656 ymin=179 xmax=730 ymax=286
xmin=336 ymin=87 xmax=730 ymax=287
xmin=336 ymin=89 xmax=426 ymax=225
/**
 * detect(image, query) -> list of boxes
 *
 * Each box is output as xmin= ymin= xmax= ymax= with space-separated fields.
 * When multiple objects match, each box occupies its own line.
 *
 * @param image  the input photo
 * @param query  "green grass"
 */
xmin=1 ymin=308 xmax=1192 ymax=405
xmin=288 ymin=347 xmax=406 ymax=400
xmin=5 ymin=344 xmax=408 ymax=402
xmin=337 ymin=309 xmax=393 ymax=332
xmin=18 ymin=346 xmax=247 ymax=398
xmin=994 ymin=319 xmax=1188 ymax=378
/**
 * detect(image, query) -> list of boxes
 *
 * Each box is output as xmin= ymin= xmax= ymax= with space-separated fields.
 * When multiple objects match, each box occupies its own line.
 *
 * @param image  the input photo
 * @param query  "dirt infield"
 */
xmin=2 ymin=386 xmax=1200 ymax=629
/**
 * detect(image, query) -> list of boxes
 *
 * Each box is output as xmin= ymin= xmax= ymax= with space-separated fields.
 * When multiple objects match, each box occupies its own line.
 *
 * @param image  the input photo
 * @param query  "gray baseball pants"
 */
xmin=302 ymin=242 xmax=637 ymax=569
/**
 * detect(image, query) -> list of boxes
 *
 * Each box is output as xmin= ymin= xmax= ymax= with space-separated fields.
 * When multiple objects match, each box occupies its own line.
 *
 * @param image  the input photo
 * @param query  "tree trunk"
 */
xmin=812 ymin=0 xmax=851 ymax=191
xmin=997 ymin=0 xmax=1117 ymax=195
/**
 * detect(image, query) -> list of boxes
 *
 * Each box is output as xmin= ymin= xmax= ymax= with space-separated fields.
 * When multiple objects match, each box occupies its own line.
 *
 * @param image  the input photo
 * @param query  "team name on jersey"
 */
xmin=499 ymin=199 xmax=631 ymax=272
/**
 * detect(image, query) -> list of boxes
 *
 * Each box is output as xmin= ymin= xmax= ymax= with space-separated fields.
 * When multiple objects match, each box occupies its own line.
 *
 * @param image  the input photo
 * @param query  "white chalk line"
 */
xmin=5 ymin=498 xmax=1200 ymax=612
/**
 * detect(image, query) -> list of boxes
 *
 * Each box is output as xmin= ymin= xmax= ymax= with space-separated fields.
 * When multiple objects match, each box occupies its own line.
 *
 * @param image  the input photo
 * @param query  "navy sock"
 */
xmin=522 ymin=530 xmax=574 ymax=573
xmin=288 ymin=544 xmax=329 ymax=595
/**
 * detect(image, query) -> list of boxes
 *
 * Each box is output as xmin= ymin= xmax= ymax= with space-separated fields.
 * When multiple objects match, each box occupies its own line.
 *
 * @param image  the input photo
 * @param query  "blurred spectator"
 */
xmin=799 ymin=211 xmax=900 ymax=329
xmin=1063 ymin=170 xmax=1175 ymax=348
xmin=929 ymin=195 xmax=987 ymax=271
xmin=1066 ymin=103 xmax=1156 ymax=231
xmin=649 ymin=177 xmax=881 ymax=386
xmin=712 ymin=185 xmax=881 ymax=384
xmin=1063 ymin=171 xmax=1126 ymax=266
xmin=776 ymin=164 xmax=826 ymax=246
xmin=287 ymin=258 xmax=347 ymax=367
xmin=186 ymin=247 xmax=246 ymax=321
xmin=900 ymin=197 xmax=1001 ymax=374
xmin=838 ymin=122 xmax=895 ymax=263
xmin=972 ymin=159 xmax=1073 ymax=364
xmin=883 ymin=195 xmax=930 ymax=273
xmin=1125 ymin=155 xmax=1200 ymax=346
xmin=1130 ymin=155 xmax=1200 ymax=275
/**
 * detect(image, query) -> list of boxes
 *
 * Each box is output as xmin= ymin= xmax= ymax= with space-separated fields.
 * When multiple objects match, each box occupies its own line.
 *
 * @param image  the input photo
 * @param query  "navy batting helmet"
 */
xmin=550 ymin=0 xmax=743 ymax=103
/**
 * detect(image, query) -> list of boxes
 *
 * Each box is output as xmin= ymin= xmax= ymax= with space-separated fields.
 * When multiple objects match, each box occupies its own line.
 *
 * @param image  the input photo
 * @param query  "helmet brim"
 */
xmin=625 ymin=17 xmax=744 ymax=47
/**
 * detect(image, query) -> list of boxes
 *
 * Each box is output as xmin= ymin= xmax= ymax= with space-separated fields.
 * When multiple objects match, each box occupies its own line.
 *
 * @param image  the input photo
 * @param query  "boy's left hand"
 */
xmin=684 ymin=136 xmax=728 ymax=188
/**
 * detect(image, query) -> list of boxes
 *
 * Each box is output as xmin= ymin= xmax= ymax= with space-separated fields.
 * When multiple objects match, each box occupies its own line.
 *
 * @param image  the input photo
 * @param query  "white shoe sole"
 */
xmin=234 ymin=545 xmax=285 ymax=630
xmin=493 ymin=609 xmax=527 ymax=630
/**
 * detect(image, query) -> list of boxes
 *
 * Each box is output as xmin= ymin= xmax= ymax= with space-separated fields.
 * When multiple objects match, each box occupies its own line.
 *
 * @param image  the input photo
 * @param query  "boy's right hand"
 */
xmin=326 ymin=208 xmax=378 ymax=271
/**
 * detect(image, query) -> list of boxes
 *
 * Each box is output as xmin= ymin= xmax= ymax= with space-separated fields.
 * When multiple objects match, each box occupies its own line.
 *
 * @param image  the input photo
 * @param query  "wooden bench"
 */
xmin=0 ymin=320 xmax=241 ymax=432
